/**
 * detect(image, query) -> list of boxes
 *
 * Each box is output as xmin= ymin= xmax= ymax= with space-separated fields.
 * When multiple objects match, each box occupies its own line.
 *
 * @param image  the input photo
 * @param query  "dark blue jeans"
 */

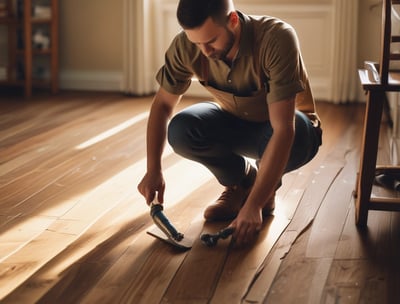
xmin=168 ymin=102 xmax=322 ymax=186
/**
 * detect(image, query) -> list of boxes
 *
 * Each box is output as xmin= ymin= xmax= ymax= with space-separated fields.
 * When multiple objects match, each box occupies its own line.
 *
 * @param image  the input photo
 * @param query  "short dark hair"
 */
xmin=177 ymin=0 xmax=231 ymax=29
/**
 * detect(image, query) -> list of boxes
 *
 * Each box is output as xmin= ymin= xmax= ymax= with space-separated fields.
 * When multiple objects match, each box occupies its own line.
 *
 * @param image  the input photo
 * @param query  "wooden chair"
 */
xmin=356 ymin=0 xmax=400 ymax=226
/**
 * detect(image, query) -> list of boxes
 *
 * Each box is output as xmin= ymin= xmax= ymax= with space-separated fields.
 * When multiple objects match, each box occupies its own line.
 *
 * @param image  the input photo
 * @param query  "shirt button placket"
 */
xmin=227 ymin=68 xmax=233 ymax=85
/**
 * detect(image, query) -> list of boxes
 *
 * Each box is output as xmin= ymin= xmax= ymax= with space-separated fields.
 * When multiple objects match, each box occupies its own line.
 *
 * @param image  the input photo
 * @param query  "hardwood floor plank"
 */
xmin=0 ymin=164 xmax=148 ymax=299
xmin=160 ymin=182 xmax=230 ymax=303
xmin=0 ymin=229 xmax=77 ymax=299
xmin=0 ymin=104 xmax=148 ymax=179
xmin=110 ymin=244 xmax=190 ymax=304
xmin=0 ymin=117 xmax=148 ymax=217
xmin=336 ymin=203 xmax=396 ymax=260
xmin=0 ymin=215 xmax=18 ymax=229
xmin=1 ymin=196 xmax=149 ymax=303
xmin=162 ymin=222 xmax=231 ymax=303
xmin=282 ymin=163 xmax=344 ymax=248
xmin=266 ymin=257 xmax=332 ymax=304
xmin=305 ymin=159 xmax=357 ymax=258
xmin=305 ymin=109 xmax=362 ymax=258
xmin=243 ymin=231 xmax=297 ymax=303
xmin=77 ymin=236 xmax=159 ymax=304
xmin=244 ymin=163 xmax=342 ymax=303
xmin=33 ymin=218 xmax=150 ymax=303
xmin=0 ymin=96 xmax=111 ymax=160
xmin=0 ymin=216 xmax=55 ymax=263
xmin=322 ymin=259 xmax=388 ymax=303
xmin=93 ymin=183 xmax=219 ymax=303
xmin=77 ymin=218 xmax=193 ymax=304
xmin=306 ymin=257 xmax=333 ymax=304
xmin=0 ymin=96 xmax=149 ymax=180
xmin=242 ymin=105 xmax=362 ymax=303
xmin=210 ymin=214 xmax=290 ymax=304
xmin=333 ymin=206 xmax=400 ymax=303
xmin=388 ymin=212 xmax=400 ymax=303
xmin=22 ymin=167 xmax=217 ymax=303
xmin=0 ymin=155 xmax=149 ymax=281
xmin=37 ymin=262 xmax=114 ymax=304
xmin=0 ymin=93 xmax=133 ymax=147
xmin=275 ymin=171 xmax=305 ymax=220
xmin=259 ymin=104 xmax=365 ymax=303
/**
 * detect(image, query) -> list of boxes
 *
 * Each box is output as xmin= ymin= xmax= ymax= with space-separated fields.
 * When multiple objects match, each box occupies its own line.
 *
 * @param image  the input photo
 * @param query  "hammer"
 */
xmin=200 ymin=227 xmax=235 ymax=247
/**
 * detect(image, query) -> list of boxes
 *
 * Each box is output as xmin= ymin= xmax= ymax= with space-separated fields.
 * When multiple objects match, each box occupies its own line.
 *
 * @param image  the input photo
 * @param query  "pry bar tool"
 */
xmin=200 ymin=227 xmax=235 ymax=247
xmin=150 ymin=201 xmax=184 ymax=242
xmin=147 ymin=198 xmax=193 ymax=250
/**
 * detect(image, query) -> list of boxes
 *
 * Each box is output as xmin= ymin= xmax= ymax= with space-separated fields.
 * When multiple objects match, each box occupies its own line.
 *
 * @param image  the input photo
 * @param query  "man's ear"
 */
xmin=228 ymin=11 xmax=239 ymax=27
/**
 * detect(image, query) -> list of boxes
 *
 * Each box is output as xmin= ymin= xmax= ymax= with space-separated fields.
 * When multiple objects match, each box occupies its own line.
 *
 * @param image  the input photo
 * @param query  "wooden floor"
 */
xmin=0 ymin=91 xmax=399 ymax=304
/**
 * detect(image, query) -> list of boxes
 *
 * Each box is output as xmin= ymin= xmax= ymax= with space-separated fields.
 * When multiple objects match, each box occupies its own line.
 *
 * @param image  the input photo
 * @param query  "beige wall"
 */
xmin=57 ymin=0 xmax=381 ymax=95
xmin=358 ymin=0 xmax=381 ymax=66
xmin=59 ymin=0 xmax=374 ymax=72
xmin=59 ymin=0 xmax=123 ymax=72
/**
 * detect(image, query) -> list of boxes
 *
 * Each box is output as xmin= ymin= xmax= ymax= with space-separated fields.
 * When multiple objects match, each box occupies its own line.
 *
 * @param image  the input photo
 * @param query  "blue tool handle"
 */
xmin=150 ymin=203 xmax=183 ymax=241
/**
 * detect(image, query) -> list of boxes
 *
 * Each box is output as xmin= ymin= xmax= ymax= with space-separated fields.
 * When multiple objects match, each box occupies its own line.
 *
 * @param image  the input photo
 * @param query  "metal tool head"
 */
xmin=200 ymin=233 xmax=218 ymax=247
xmin=200 ymin=227 xmax=235 ymax=247
xmin=147 ymin=225 xmax=193 ymax=250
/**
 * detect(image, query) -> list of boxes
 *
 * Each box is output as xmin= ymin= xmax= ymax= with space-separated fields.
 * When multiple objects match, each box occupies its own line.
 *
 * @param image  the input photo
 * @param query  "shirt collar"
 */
xmin=236 ymin=11 xmax=254 ymax=58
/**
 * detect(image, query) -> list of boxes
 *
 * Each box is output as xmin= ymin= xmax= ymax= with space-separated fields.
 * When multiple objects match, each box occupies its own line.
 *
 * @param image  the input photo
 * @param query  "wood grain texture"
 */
xmin=0 ymin=93 xmax=399 ymax=303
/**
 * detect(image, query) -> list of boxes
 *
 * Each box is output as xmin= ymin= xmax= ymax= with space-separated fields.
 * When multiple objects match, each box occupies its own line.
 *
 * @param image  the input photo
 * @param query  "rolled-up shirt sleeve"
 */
xmin=262 ymin=26 xmax=305 ymax=103
xmin=155 ymin=33 xmax=193 ymax=95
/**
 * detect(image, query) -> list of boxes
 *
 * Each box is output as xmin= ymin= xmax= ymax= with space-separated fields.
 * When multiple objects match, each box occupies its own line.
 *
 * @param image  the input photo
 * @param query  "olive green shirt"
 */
xmin=156 ymin=11 xmax=320 ymax=126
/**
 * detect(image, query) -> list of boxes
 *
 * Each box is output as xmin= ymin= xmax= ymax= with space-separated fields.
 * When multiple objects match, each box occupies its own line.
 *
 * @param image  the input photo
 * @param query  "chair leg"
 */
xmin=355 ymin=90 xmax=385 ymax=227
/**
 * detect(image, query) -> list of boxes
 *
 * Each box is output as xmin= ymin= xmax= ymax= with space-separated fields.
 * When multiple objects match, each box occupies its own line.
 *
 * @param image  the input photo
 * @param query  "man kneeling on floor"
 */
xmin=138 ymin=0 xmax=322 ymax=247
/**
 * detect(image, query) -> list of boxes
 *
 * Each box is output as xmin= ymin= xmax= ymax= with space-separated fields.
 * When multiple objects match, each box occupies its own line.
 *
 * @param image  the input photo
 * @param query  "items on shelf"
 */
xmin=1 ymin=0 xmax=58 ymax=97
xmin=17 ymin=0 xmax=52 ymax=19
xmin=33 ymin=4 xmax=51 ymax=18
xmin=32 ymin=29 xmax=50 ymax=50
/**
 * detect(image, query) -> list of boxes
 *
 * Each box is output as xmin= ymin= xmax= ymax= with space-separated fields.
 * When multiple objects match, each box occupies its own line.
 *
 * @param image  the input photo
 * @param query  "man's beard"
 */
xmin=209 ymin=28 xmax=235 ymax=61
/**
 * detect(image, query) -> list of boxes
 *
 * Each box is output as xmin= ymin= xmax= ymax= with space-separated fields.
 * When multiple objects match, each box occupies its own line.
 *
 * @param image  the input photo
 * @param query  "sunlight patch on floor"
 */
xmin=163 ymin=159 xmax=214 ymax=207
xmin=0 ymin=142 xmax=214 ymax=289
xmin=75 ymin=112 xmax=149 ymax=150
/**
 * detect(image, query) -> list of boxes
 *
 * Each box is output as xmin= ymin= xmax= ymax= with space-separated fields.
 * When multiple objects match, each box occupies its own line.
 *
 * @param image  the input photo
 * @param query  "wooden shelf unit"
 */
xmin=0 ymin=0 xmax=58 ymax=98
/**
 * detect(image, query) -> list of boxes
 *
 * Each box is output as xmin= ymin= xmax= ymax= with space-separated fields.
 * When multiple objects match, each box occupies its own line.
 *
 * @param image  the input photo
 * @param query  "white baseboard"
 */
xmin=60 ymin=70 xmax=123 ymax=92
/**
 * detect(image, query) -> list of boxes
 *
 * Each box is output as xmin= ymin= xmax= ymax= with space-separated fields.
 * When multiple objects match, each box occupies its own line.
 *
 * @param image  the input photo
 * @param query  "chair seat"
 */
xmin=359 ymin=69 xmax=400 ymax=90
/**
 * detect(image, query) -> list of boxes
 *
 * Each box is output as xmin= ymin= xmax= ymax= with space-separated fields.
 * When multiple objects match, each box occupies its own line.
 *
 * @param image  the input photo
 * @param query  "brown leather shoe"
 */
xmin=204 ymin=164 xmax=257 ymax=221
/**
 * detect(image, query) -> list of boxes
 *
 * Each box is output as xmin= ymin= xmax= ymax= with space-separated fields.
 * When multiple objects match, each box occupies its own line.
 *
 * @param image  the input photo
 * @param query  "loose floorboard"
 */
xmin=0 ymin=91 xmax=399 ymax=303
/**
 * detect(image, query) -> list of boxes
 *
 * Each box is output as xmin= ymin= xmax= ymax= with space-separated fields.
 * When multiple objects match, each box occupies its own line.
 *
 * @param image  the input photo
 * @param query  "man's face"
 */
xmin=185 ymin=17 xmax=235 ymax=61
